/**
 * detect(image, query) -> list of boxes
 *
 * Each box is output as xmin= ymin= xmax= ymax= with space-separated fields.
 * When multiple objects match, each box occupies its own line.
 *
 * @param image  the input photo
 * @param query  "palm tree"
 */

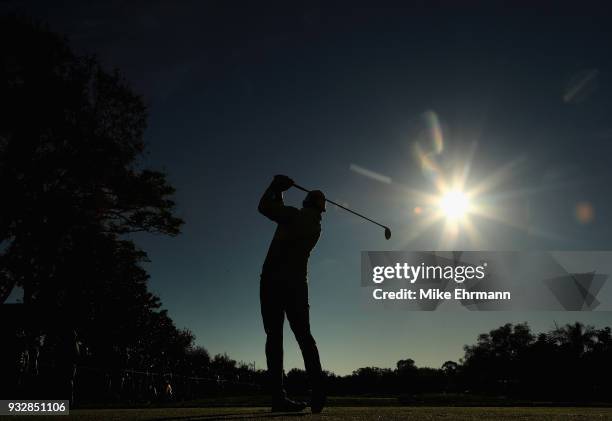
xmin=552 ymin=322 xmax=596 ymax=356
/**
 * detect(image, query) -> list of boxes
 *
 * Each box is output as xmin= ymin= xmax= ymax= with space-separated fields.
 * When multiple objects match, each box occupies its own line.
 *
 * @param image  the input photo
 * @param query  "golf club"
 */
xmin=293 ymin=183 xmax=392 ymax=240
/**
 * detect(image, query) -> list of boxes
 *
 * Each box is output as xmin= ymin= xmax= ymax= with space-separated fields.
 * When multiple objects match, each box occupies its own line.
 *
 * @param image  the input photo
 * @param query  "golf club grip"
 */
xmin=293 ymin=183 xmax=388 ymax=230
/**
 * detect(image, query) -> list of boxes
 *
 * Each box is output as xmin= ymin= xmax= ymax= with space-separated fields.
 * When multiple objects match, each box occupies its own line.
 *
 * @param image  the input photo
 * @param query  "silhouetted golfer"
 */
xmin=258 ymin=175 xmax=326 ymax=413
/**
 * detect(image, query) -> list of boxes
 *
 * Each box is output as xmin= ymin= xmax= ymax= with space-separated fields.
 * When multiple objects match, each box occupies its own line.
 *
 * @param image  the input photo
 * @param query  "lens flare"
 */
xmin=575 ymin=202 xmax=595 ymax=224
xmin=348 ymin=111 xmax=565 ymax=249
xmin=439 ymin=190 xmax=470 ymax=220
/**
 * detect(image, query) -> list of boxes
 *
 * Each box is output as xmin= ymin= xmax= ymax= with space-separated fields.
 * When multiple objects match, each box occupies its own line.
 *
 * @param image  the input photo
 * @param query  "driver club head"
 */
xmin=384 ymin=227 xmax=392 ymax=240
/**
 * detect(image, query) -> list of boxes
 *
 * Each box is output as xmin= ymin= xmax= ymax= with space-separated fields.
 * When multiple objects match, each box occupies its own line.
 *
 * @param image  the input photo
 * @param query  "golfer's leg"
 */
xmin=260 ymin=278 xmax=286 ymax=400
xmin=286 ymin=282 xmax=322 ymax=390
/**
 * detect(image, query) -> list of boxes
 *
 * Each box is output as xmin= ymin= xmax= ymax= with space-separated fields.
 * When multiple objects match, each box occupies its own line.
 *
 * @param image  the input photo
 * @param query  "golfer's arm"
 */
xmin=258 ymin=186 xmax=293 ymax=223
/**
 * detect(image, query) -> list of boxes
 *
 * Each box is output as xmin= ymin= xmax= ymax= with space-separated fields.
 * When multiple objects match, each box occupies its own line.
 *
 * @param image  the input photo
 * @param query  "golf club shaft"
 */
xmin=293 ymin=184 xmax=389 ymax=230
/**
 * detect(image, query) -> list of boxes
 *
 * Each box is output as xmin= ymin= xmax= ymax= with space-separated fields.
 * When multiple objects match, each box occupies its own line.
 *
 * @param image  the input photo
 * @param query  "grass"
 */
xmin=25 ymin=406 xmax=612 ymax=420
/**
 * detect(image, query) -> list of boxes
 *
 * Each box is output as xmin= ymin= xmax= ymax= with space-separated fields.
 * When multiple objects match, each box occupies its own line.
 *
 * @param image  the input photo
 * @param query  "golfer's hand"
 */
xmin=272 ymin=174 xmax=294 ymax=192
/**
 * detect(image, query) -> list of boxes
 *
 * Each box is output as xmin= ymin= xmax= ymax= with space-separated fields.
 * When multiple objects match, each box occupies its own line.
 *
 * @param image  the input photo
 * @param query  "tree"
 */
xmin=210 ymin=354 xmax=238 ymax=380
xmin=0 ymin=16 xmax=192 ymax=399
xmin=462 ymin=323 xmax=534 ymax=393
xmin=550 ymin=322 xmax=596 ymax=357
xmin=396 ymin=358 xmax=417 ymax=374
xmin=185 ymin=346 xmax=212 ymax=377
xmin=0 ymin=16 xmax=183 ymax=305
xmin=441 ymin=360 xmax=458 ymax=375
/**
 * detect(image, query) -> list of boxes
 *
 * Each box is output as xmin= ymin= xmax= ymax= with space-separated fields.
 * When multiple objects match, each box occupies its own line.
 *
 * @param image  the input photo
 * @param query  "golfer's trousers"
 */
xmin=260 ymin=277 xmax=322 ymax=398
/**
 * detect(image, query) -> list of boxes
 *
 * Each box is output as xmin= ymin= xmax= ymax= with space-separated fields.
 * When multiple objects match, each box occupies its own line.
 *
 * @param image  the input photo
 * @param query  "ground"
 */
xmin=17 ymin=407 xmax=612 ymax=420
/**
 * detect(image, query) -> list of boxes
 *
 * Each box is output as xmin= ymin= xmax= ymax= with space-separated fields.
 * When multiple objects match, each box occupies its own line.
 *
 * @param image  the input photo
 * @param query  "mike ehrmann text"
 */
xmin=372 ymin=288 xmax=512 ymax=301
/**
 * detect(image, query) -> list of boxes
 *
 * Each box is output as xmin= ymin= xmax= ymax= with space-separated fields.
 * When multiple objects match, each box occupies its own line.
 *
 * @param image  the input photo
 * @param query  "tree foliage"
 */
xmin=0 ymin=16 xmax=190 ymax=390
xmin=0 ymin=16 xmax=183 ymax=305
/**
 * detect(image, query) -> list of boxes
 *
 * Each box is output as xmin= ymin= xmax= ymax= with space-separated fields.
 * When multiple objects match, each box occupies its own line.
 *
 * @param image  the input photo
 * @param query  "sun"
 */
xmin=439 ymin=190 xmax=470 ymax=220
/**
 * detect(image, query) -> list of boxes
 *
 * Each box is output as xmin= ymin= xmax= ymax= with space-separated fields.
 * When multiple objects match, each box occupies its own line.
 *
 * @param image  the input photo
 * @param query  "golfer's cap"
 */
xmin=304 ymin=190 xmax=326 ymax=212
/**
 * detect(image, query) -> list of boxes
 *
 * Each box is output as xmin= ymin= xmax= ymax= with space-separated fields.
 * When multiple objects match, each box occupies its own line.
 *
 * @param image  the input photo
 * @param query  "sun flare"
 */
xmin=439 ymin=190 xmax=470 ymax=221
xmin=350 ymin=111 xmax=540 ymax=249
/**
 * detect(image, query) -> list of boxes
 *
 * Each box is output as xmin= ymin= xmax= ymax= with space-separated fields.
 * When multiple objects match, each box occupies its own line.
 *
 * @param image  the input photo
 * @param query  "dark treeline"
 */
xmin=260 ymin=321 xmax=612 ymax=403
xmin=302 ymin=321 xmax=612 ymax=402
xmin=9 ymin=314 xmax=612 ymax=405
xmin=0 ymin=15 xmax=192 ymax=403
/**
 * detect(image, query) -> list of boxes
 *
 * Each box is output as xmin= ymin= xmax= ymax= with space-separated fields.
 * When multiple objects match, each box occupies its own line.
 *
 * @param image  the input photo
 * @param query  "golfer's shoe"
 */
xmin=271 ymin=397 xmax=307 ymax=412
xmin=310 ymin=389 xmax=326 ymax=414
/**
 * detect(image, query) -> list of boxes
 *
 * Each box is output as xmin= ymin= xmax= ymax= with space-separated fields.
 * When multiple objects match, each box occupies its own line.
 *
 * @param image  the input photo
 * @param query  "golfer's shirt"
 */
xmin=258 ymin=189 xmax=321 ymax=282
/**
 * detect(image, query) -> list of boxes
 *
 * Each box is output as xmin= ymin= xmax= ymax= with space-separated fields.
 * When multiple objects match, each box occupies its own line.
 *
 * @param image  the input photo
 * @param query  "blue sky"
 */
xmin=5 ymin=2 xmax=612 ymax=374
